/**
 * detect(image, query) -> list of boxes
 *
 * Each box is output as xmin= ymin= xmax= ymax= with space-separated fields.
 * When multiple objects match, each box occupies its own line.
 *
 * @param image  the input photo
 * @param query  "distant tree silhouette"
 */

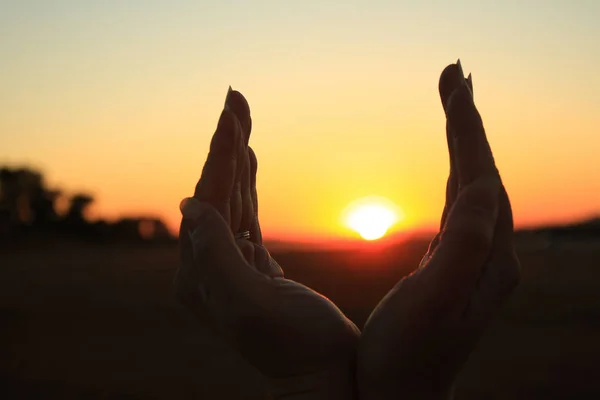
xmin=0 ymin=167 xmax=58 ymax=229
xmin=0 ymin=165 xmax=175 ymax=244
xmin=113 ymin=217 xmax=172 ymax=242
xmin=65 ymin=194 xmax=94 ymax=224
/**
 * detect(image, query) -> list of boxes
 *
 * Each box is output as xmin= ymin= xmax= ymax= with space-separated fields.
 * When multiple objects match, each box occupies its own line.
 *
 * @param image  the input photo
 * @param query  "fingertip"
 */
xmin=225 ymin=89 xmax=252 ymax=143
xmin=179 ymin=197 xmax=193 ymax=214
xmin=226 ymin=89 xmax=250 ymax=111
xmin=439 ymin=62 xmax=465 ymax=112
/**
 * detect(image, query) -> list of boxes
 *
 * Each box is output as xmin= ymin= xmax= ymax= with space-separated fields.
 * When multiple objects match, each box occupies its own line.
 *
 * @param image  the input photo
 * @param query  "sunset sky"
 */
xmin=1 ymin=1 xmax=599 ymax=241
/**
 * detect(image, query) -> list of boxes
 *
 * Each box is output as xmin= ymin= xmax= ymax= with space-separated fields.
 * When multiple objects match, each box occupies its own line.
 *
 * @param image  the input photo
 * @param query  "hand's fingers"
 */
xmin=486 ymin=188 xmax=521 ymax=298
xmin=254 ymin=244 xmax=270 ymax=271
xmin=424 ymin=60 xmax=470 ymax=260
xmin=226 ymin=88 xmax=252 ymax=233
xmin=446 ymin=75 xmax=497 ymax=188
xmin=419 ymin=61 xmax=480 ymax=261
xmin=239 ymin=150 xmax=254 ymax=233
xmin=224 ymin=88 xmax=252 ymax=145
xmin=229 ymin=131 xmax=244 ymax=233
xmin=254 ymin=245 xmax=284 ymax=278
xmin=237 ymin=238 xmax=255 ymax=265
xmin=439 ymin=60 xmax=469 ymax=229
xmin=236 ymin=240 xmax=283 ymax=278
xmin=219 ymin=86 xmax=245 ymax=233
xmin=466 ymin=188 xmax=520 ymax=324
xmin=424 ymin=175 xmax=501 ymax=311
xmin=223 ymin=89 xmax=259 ymax=243
xmin=494 ymin=188 xmax=517 ymax=261
xmin=179 ymin=197 xmax=272 ymax=327
xmin=420 ymin=232 xmax=442 ymax=268
xmin=194 ymin=106 xmax=241 ymax=224
xmin=440 ymin=171 xmax=459 ymax=231
xmin=248 ymin=147 xmax=263 ymax=245
xmin=439 ymin=61 xmax=467 ymax=114
xmin=228 ymin=87 xmax=255 ymax=239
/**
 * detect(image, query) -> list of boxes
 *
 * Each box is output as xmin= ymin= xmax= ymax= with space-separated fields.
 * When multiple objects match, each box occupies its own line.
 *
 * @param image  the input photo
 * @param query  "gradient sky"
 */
xmin=1 ymin=0 xmax=599 ymax=241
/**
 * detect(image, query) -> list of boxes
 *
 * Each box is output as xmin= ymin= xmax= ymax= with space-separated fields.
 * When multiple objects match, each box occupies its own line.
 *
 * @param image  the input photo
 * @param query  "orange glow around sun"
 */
xmin=343 ymin=196 xmax=404 ymax=240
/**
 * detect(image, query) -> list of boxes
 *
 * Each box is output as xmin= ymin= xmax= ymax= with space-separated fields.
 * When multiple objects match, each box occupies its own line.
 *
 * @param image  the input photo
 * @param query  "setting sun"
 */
xmin=343 ymin=197 xmax=404 ymax=241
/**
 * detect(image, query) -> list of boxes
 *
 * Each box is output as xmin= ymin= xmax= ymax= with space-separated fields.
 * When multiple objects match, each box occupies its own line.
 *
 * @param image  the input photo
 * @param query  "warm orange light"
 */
xmin=343 ymin=196 xmax=404 ymax=240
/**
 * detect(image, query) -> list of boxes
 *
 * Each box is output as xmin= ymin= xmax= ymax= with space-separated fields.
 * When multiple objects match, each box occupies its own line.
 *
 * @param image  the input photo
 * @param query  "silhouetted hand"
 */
xmin=174 ymin=89 xmax=360 ymax=400
xmin=357 ymin=61 xmax=521 ymax=399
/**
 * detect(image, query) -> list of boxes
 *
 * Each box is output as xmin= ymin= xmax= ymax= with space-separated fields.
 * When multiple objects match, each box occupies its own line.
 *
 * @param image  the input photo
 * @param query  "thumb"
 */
xmin=177 ymin=197 xmax=272 ymax=327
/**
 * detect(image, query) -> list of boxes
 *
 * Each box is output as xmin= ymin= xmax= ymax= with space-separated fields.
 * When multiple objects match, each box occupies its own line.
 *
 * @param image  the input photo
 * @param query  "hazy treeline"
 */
xmin=0 ymin=166 xmax=174 ymax=244
xmin=517 ymin=217 xmax=600 ymax=241
xmin=2 ymin=165 xmax=598 ymax=247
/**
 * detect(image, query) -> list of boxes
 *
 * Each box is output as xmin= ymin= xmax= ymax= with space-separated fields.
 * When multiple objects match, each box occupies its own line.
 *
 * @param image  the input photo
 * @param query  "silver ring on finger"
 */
xmin=234 ymin=230 xmax=251 ymax=240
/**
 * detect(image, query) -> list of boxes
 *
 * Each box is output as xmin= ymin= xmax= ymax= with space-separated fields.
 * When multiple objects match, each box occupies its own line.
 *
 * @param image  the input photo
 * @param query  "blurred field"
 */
xmin=1 ymin=238 xmax=600 ymax=399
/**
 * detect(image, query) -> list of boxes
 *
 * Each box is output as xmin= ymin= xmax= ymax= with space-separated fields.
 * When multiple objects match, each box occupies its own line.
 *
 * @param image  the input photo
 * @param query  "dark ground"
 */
xmin=1 ymin=237 xmax=599 ymax=399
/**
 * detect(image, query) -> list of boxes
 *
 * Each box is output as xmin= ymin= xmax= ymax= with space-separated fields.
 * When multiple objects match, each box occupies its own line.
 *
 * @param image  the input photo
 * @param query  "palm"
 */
xmin=224 ymin=228 xmax=359 ymax=389
xmin=175 ymin=89 xmax=358 ymax=399
xmin=357 ymin=62 xmax=521 ymax=399
xmin=238 ymin=275 xmax=359 ymax=384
